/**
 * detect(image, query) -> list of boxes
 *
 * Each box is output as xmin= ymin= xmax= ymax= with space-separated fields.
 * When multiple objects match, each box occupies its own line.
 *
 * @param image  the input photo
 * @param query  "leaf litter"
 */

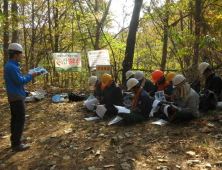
xmin=0 ymin=85 xmax=222 ymax=169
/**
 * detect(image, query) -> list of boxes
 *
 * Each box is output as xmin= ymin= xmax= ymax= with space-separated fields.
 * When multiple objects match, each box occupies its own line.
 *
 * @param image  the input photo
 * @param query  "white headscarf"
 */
xmin=175 ymin=82 xmax=191 ymax=101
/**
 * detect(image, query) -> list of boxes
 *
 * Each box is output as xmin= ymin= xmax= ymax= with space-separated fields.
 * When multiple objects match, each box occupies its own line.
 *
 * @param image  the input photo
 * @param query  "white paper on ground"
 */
xmin=30 ymin=87 xmax=46 ymax=100
xmin=84 ymin=98 xmax=99 ymax=110
xmin=84 ymin=116 xmax=100 ymax=121
xmin=150 ymin=119 xmax=168 ymax=125
xmin=25 ymin=96 xmax=35 ymax=102
xmin=163 ymin=105 xmax=169 ymax=118
xmin=96 ymin=105 xmax=107 ymax=119
xmin=108 ymin=116 xmax=123 ymax=125
xmin=115 ymin=106 xmax=130 ymax=113
xmin=38 ymin=87 xmax=47 ymax=95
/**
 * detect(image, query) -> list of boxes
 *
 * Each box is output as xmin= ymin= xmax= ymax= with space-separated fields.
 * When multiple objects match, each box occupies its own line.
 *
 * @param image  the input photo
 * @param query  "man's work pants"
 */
xmin=10 ymin=100 xmax=25 ymax=147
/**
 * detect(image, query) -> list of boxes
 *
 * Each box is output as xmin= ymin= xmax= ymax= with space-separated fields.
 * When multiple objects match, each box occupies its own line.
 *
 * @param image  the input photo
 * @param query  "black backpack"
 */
xmin=68 ymin=93 xmax=84 ymax=102
xmin=199 ymin=90 xmax=217 ymax=110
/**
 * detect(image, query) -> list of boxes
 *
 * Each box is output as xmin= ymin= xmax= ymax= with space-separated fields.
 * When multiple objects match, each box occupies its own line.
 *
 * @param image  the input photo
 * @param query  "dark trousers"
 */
xmin=118 ymin=112 xmax=145 ymax=125
xmin=10 ymin=100 xmax=25 ymax=147
xmin=104 ymin=106 xmax=118 ymax=119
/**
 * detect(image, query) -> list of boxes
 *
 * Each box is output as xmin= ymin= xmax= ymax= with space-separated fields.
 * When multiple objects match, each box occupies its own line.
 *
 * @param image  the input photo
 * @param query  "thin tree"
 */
xmin=31 ymin=1 xmax=35 ymax=83
xmin=122 ymin=0 xmax=143 ymax=85
xmin=160 ymin=0 xmax=169 ymax=71
xmin=3 ymin=0 xmax=9 ymax=76
xmin=193 ymin=0 xmax=201 ymax=70
xmin=11 ymin=0 xmax=18 ymax=43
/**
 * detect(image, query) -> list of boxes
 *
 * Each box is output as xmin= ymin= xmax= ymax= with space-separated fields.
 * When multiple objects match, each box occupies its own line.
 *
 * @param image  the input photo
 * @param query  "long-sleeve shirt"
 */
xmin=100 ymin=81 xmax=124 ymax=107
xmin=174 ymin=88 xmax=199 ymax=117
xmin=202 ymin=72 xmax=222 ymax=98
xmin=141 ymin=77 xmax=154 ymax=93
xmin=4 ymin=59 xmax=33 ymax=102
xmin=132 ymin=89 xmax=152 ymax=119
xmin=149 ymin=82 xmax=173 ymax=97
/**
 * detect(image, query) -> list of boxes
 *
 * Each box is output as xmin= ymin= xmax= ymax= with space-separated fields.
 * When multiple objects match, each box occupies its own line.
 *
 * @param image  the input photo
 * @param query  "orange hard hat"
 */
xmin=152 ymin=70 xmax=164 ymax=82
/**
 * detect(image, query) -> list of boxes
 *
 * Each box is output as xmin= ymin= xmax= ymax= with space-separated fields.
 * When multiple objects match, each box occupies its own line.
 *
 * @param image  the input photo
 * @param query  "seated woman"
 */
xmin=149 ymin=70 xmax=173 ymax=99
xmin=162 ymin=75 xmax=199 ymax=123
xmin=118 ymin=78 xmax=152 ymax=124
xmin=89 ymin=76 xmax=105 ymax=101
xmin=98 ymin=74 xmax=124 ymax=119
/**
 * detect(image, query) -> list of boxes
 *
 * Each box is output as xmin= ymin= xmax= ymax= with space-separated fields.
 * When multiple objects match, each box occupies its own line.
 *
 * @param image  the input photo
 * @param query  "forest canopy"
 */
xmin=1 ymin=0 xmax=222 ymax=87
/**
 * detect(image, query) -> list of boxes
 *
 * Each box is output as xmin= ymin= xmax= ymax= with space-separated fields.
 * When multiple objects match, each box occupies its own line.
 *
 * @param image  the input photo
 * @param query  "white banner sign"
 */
xmin=87 ymin=50 xmax=110 ymax=69
xmin=53 ymin=52 xmax=82 ymax=72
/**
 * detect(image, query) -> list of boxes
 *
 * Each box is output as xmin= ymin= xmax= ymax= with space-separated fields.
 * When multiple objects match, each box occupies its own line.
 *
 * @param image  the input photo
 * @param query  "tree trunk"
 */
xmin=78 ymin=0 xmax=95 ymax=48
xmin=47 ymin=0 xmax=55 ymax=85
xmin=47 ymin=0 xmax=54 ymax=52
xmin=122 ymin=0 xmax=143 ymax=85
xmin=54 ymin=0 xmax=59 ymax=52
xmin=94 ymin=0 xmax=112 ymax=50
xmin=185 ymin=1 xmax=193 ymax=68
xmin=160 ymin=1 xmax=169 ymax=71
xmin=3 ymin=0 xmax=9 ymax=75
xmin=193 ymin=0 xmax=201 ymax=70
xmin=11 ymin=0 xmax=18 ymax=43
xmin=22 ymin=2 xmax=28 ymax=74
xmin=54 ymin=0 xmax=60 ymax=86
xmin=31 ymin=1 xmax=35 ymax=83
xmin=74 ymin=4 xmax=91 ymax=75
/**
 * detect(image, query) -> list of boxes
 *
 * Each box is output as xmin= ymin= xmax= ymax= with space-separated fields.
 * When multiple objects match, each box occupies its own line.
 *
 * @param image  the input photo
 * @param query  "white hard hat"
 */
xmin=127 ymin=78 xmax=139 ymax=91
xmin=8 ymin=43 xmax=23 ymax=53
xmin=89 ymin=76 xmax=98 ymax=87
xmin=172 ymin=75 xmax=186 ymax=88
xmin=125 ymin=70 xmax=134 ymax=79
xmin=198 ymin=62 xmax=210 ymax=74
xmin=134 ymin=70 xmax=144 ymax=80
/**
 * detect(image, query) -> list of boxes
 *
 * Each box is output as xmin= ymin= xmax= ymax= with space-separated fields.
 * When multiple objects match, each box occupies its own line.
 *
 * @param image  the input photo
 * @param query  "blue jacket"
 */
xmin=136 ymin=89 xmax=152 ymax=118
xmin=4 ymin=59 xmax=33 ymax=102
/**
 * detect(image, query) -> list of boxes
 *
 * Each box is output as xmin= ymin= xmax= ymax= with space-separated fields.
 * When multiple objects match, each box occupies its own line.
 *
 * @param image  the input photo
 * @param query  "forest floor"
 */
xmin=1 ymin=78 xmax=222 ymax=170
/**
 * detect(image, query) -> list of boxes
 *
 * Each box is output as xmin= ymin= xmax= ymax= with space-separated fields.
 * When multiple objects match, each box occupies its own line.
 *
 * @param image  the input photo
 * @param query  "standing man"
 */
xmin=4 ymin=43 xmax=38 ymax=151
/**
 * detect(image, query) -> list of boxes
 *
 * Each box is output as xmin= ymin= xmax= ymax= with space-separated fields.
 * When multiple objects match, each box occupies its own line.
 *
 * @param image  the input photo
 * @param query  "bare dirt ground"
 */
xmin=1 ymin=83 xmax=222 ymax=170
